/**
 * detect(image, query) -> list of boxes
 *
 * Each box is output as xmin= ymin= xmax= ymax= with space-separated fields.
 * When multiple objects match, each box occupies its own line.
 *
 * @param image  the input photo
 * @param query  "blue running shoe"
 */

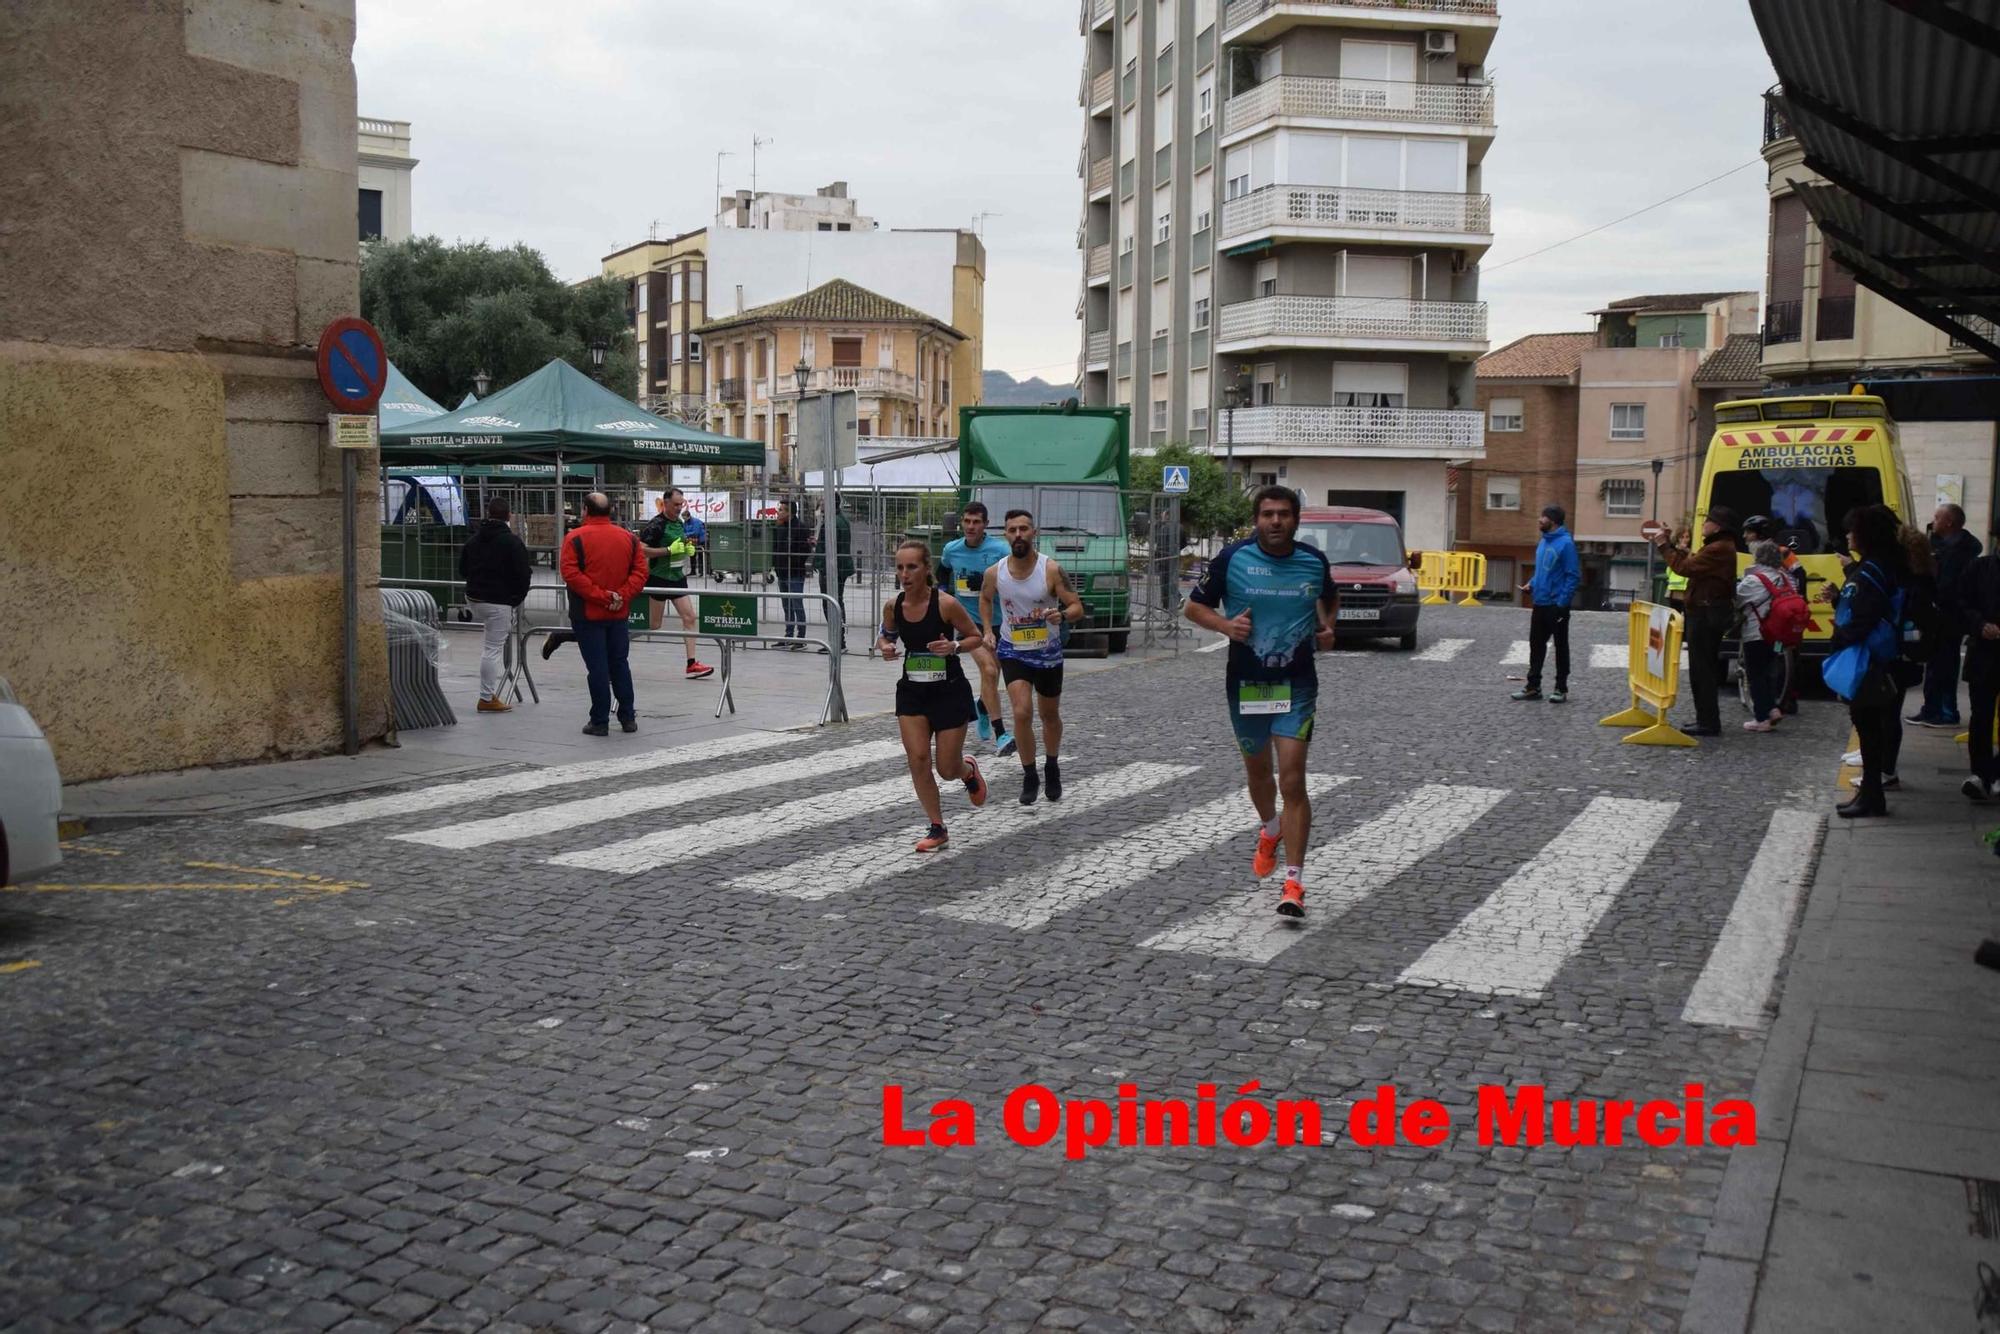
xmin=974 ymin=700 xmax=993 ymax=742
xmin=996 ymin=730 xmax=1017 ymax=758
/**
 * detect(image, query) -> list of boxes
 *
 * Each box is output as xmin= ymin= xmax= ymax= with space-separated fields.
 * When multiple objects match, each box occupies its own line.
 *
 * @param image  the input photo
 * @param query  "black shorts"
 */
xmin=895 ymin=676 xmax=977 ymax=732
xmin=649 ymin=575 xmax=690 ymax=604
xmin=1000 ymin=658 xmax=1065 ymax=698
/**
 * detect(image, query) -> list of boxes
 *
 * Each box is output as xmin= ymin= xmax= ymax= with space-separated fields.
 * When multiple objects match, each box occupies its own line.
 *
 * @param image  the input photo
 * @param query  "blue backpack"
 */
xmin=1821 ymin=563 xmax=1903 ymax=701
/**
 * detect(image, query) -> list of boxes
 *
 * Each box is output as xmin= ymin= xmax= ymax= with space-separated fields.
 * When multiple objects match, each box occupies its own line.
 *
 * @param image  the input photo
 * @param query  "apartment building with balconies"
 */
xmin=1078 ymin=0 xmax=1499 ymax=548
xmin=695 ymin=279 xmax=965 ymax=477
xmin=602 ymin=230 xmax=709 ymax=418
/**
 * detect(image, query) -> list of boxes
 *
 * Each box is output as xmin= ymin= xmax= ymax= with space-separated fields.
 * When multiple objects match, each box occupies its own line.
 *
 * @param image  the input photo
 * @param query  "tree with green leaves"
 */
xmin=360 ymin=237 xmax=638 ymax=406
xmin=1145 ymin=442 xmax=1250 ymax=543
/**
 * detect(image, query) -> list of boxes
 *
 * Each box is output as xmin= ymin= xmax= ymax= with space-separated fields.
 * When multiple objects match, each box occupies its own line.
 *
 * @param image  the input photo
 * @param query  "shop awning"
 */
xmin=379 ymin=357 xmax=762 ymax=466
xmin=1752 ymin=0 xmax=2000 ymax=364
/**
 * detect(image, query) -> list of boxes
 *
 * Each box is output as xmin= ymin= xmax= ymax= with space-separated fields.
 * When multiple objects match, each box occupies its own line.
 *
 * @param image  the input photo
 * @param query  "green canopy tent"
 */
xmin=380 ymin=358 xmax=762 ymax=541
xmin=378 ymin=361 xmax=450 ymax=432
xmin=455 ymin=392 xmax=477 ymax=410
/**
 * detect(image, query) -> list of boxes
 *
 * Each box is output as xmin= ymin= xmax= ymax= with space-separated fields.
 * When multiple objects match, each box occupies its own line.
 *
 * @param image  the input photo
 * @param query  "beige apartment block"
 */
xmin=1760 ymin=93 xmax=1995 ymax=537
xmin=695 ymin=280 xmax=966 ymax=475
xmin=602 ymin=230 xmax=709 ymax=416
xmin=0 ymin=0 xmax=388 ymax=781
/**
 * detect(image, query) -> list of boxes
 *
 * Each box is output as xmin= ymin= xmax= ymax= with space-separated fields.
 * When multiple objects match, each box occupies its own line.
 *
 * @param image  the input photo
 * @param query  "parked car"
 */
xmin=0 ymin=678 xmax=63 ymax=886
xmin=1296 ymin=506 xmax=1423 ymax=650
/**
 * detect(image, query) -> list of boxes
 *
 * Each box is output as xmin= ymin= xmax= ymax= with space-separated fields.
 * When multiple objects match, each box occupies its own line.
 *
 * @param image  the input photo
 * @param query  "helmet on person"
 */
xmin=1741 ymin=514 xmax=1774 ymax=538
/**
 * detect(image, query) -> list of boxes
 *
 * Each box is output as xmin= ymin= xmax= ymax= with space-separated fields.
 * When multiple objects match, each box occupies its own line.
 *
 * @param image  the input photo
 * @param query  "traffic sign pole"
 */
xmin=315 ymin=317 xmax=388 ymax=756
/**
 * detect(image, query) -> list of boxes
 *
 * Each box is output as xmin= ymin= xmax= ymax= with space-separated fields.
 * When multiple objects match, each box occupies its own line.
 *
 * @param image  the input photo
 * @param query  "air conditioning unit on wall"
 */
xmin=1424 ymin=30 xmax=1457 ymax=57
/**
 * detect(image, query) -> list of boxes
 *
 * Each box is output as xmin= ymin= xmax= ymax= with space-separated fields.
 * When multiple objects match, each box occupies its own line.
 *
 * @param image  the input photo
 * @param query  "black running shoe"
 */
xmin=1020 ymin=768 xmax=1040 ymax=806
xmin=542 ymin=632 xmax=570 ymax=661
xmin=1043 ymin=759 xmax=1062 ymax=802
xmin=581 ymin=721 xmax=609 ymax=737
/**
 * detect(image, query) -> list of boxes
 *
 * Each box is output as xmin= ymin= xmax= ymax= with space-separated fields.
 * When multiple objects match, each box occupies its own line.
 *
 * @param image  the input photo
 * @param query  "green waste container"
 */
xmin=380 ymin=525 xmax=467 ymax=611
xmin=706 ymin=520 xmax=774 ymax=587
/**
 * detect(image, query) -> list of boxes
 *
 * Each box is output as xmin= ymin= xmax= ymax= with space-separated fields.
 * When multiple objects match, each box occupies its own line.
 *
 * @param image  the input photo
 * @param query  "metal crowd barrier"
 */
xmin=1599 ymin=600 xmax=1695 ymax=747
xmin=1413 ymin=550 xmax=1488 ymax=606
xmin=379 ymin=588 xmax=456 ymax=730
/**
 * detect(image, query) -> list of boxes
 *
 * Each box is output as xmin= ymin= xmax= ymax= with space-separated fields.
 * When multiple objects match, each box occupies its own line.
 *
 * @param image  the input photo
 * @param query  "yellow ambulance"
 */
xmin=1674 ymin=390 xmax=1914 ymax=654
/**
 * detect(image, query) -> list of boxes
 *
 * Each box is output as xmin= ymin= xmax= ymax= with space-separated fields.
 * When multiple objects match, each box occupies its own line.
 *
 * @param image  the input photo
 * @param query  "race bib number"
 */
xmin=1237 ymin=682 xmax=1292 ymax=716
xmin=954 ymin=577 xmax=972 ymax=596
xmin=905 ymin=654 xmax=947 ymax=683
xmin=1008 ymin=620 xmax=1051 ymax=648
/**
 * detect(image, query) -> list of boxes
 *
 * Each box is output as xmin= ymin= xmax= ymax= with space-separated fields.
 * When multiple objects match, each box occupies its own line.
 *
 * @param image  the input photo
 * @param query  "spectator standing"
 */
xmin=1651 ymin=505 xmax=1741 ymax=736
xmin=1735 ymin=541 xmax=1792 ymax=732
xmin=1957 ymin=541 xmax=2000 ymax=800
xmin=772 ymin=500 xmax=812 ymax=645
xmin=1743 ymin=515 xmax=1807 ymax=714
xmin=1510 ymin=505 xmax=1580 ymax=703
xmin=1913 ymin=502 xmax=1981 ymax=729
xmin=559 ymin=492 xmax=650 ymax=737
xmin=459 ymin=498 xmax=534 ymax=713
xmin=1826 ymin=504 xmax=1909 ymax=817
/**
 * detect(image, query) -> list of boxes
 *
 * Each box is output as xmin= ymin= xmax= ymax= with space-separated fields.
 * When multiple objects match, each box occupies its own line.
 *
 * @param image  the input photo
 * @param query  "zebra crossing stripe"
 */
xmin=254 ymin=732 xmax=796 ymax=830
xmin=1502 ymin=640 xmax=1530 ymax=665
xmin=1412 ymin=638 xmax=1472 ymax=663
xmin=933 ymin=774 xmax=1353 ymax=931
xmin=1398 ymin=795 xmax=1678 ymax=997
xmin=1590 ymin=643 xmax=1627 ymax=669
xmin=1140 ymin=783 xmax=1510 ymax=963
xmin=1681 ymin=808 xmax=1823 ymax=1028
xmin=725 ymin=761 xmax=1198 ymax=901
xmin=549 ymin=772 xmax=918 ymax=874
xmin=394 ymin=739 xmax=907 ymax=850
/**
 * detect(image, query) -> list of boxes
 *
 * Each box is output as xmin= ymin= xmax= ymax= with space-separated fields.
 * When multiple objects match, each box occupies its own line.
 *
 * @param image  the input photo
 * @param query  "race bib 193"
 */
xmin=905 ymin=654 xmax=947 ymax=683
xmin=1009 ymin=621 xmax=1050 ymax=648
xmin=1237 ymin=681 xmax=1292 ymax=716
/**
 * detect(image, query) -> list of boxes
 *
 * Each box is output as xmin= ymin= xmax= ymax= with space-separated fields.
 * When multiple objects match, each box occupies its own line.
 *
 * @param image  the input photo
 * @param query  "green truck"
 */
xmin=958 ymin=404 xmax=1132 ymax=654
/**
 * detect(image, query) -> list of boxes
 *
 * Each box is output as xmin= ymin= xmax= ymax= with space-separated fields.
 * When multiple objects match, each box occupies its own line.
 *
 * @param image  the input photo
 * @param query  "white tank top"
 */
xmin=994 ymin=553 xmax=1062 ymax=665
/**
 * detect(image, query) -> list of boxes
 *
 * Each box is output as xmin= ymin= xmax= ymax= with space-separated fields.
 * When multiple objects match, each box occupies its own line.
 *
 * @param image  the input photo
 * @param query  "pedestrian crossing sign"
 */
xmin=1162 ymin=465 xmax=1191 ymax=494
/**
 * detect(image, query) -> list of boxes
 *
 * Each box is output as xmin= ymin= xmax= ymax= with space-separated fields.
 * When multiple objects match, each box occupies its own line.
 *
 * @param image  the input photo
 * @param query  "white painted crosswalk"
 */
xmin=934 ymin=774 xmax=1352 ymax=931
xmin=393 ymin=738 xmax=906 ymax=850
xmin=722 ymin=761 xmax=1198 ymax=901
xmin=1398 ymin=796 xmax=1678 ymax=997
xmin=256 ymin=732 xmax=795 ymax=830
xmin=254 ymin=724 xmax=1814 ymax=1023
xmin=1411 ymin=638 xmax=1472 ymax=663
xmin=1141 ymin=783 xmax=1510 ymax=963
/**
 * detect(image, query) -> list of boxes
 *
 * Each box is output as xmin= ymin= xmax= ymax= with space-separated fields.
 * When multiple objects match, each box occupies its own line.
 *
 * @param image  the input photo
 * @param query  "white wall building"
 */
xmin=716 ymin=180 xmax=876 ymax=232
xmin=357 ymin=116 xmax=414 ymax=245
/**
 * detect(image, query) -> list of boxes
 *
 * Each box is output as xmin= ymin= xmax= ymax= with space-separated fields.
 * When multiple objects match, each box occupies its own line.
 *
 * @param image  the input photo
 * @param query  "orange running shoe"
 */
xmin=1252 ymin=830 xmax=1280 ymax=879
xmin=963 ymin=756 xmax=987 ymax=808
xmin=1276 ymin=878 xmax=1306 ymax=918
xmin=916 ymin=823 xmax=949 ymax=852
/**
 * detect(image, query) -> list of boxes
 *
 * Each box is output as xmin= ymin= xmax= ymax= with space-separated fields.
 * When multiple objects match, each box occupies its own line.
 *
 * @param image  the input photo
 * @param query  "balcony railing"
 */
xmin=1090 ymin=69 xmax=1113 ymax=109
xmin=1762 ymin=84 xmax=1791 ymax=148
xmin=1218 ymin=294 xmax=1489 ymax=346
xmin=1224 ymin=404 xmax=1485 ymax=457
xmin=1815 ymin=294 xmax=1855 ymax=341
xmin=1221 ymin=184 xmax=1491 ymax=242
xmin=1763 ymin=299 xmax=1802 ymax=346
xmin=1223 ymin=75 xmax=1495 ymax=137
xmin=1950 ymin=315 xmax=1997 ymax=353
xmin=776 ymin=367 xmax=919 ymax=399
xmin=1086 ymin=243 xmax=1112 ymax=281
xmin=1088 ymin=157 xmax=1112 ymax=195
xmin=1224 ymin=0 xmax=1498 ymax=35
xmin=716 ymin=376 xmax=746 ymax=403
xmin=1085 ymin=329 xmax=1111 ymax=367
xmin=1089 ymin=0 xmax=1113 ymax=25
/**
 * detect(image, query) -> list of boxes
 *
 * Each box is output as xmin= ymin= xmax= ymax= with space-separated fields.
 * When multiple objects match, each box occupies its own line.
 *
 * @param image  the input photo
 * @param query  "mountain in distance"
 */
xmin=980 ymin=369 xmax=1074 ymax=406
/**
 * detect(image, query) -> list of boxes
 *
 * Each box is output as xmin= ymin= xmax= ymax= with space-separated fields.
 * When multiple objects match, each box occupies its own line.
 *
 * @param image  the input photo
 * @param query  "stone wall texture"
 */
xmin=0 ymin=0 xmax=389 ymax=782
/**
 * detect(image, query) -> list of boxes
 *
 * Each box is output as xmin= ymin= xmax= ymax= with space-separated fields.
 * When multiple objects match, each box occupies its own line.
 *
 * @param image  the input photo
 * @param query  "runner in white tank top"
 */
xmin=980 ymin=509 xmax=1086 ymax=805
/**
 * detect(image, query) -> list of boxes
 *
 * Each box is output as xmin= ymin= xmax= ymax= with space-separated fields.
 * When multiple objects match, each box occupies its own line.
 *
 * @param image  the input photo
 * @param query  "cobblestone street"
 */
xmin=1 ymin=609 xmax=1849 ymax=1332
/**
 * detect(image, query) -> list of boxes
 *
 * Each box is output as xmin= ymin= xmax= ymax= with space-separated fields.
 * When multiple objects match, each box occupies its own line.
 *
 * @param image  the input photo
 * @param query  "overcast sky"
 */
xmin=357 ymin=0 xmax=1777 ymax=381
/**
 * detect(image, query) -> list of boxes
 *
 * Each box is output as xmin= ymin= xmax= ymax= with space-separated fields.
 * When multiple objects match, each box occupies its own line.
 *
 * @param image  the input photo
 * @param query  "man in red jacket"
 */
xmin=559 ymin=492 xmax=651 ymax=736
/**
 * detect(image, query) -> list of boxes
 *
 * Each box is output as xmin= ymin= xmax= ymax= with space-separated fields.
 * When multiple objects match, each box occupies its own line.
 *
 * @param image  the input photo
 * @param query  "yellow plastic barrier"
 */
xmin=1412 ymin=550 xmax=1490 ymax=606
xmin=1598 ymin=601 xmax=1696 ymax=747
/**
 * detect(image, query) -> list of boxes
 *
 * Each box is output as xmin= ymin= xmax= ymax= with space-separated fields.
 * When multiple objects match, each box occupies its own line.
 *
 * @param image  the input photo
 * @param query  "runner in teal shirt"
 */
xmin=939 ymin=501 xmax=1014 ymax=754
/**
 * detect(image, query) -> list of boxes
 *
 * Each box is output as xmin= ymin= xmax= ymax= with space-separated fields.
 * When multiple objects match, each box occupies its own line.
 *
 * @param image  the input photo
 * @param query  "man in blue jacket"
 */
xmin=1512 ymin=504 xmax=1581 ymax=703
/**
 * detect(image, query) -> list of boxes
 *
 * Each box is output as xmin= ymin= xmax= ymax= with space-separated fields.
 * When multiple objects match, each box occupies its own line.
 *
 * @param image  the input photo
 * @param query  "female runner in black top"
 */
xmin=877 ymin=538 xmax=989 ymax=850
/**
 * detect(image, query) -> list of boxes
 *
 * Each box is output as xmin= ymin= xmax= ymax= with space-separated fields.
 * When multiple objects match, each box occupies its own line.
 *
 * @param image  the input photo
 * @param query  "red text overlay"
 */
xmin=882 ymin=1083 xmax=1755 ymax=1160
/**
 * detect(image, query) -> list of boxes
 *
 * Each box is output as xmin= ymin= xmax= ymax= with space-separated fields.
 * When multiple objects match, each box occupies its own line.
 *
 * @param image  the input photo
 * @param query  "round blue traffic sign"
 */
xmin=316 ymin=317 xmax=388 ymax=412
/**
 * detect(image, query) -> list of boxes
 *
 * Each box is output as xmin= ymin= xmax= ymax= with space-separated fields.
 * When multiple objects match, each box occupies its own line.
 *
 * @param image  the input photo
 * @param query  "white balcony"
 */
xmin=1221 ymin=184 xmax=1492 ymax=252
xmin=1087 ymin=0 xmax=1114 ymax=28
xmin=1222 ymin=404 xmax=1485 ymax=460
xmin=1221 ymin=0 xmax=1500 ymax=61
xmin=1085 ymin=329 xmax=1111 ymax=370
xmin=1222 ymin=75 xmax=1495 ymax=145
xmin=1218 ymin=294 xmax=1488 ymax=352
xmin=1085 ymin=243 xmax=1112 ymax=285
xmin=774 ymin=367 xmax=920 ymax=400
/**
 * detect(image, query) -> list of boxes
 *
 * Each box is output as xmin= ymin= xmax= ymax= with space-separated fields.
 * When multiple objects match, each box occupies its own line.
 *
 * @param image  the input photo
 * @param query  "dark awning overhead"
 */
xmin=1752 ymin=0 xmax=2000 ymax=363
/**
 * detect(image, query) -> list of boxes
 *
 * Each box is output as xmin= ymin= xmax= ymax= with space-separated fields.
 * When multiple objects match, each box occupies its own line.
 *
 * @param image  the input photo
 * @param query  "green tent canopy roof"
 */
xmin=377 ymin=361 xmax=449 ymax=431
xmin=379 ymin=358 xmax=762 ymax=466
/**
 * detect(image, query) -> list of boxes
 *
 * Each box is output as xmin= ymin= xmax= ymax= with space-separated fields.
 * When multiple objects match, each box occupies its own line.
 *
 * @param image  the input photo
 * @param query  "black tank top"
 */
xmin=892 ymin=587 xmax=966 ymax=686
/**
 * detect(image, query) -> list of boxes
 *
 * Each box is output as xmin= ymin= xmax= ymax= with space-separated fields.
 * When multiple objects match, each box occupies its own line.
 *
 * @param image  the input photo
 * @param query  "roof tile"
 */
xmin=696 ymin=278 xmax=963 ymax=338
xmin=1693 ymin=332 xmax=1765 ymax=385
xmin=1477 ymin=332 xmax=1594 ymax=379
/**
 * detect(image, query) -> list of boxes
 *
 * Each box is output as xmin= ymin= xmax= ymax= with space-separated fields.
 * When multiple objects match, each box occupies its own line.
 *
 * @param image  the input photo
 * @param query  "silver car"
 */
xmin=0 ymin=678 xmax=62 ymax=886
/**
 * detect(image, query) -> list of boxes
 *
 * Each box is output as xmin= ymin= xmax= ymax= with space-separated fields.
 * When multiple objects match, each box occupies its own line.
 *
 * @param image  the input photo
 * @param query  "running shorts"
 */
xmin=1226 ymin=678 xmax=1317 ymax=756
xmin=999 ymin=658 xmax=1064 ymax=698
xmin=896 ymin=676 xmax=977 ymax=732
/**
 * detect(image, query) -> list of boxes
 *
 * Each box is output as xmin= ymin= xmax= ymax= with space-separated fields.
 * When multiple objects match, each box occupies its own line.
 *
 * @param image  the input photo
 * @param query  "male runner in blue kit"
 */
xmin=940 ymin=502 xmax=1015 ymax=756
xmin=1185 ymin=485 xmax=1339 ymax=918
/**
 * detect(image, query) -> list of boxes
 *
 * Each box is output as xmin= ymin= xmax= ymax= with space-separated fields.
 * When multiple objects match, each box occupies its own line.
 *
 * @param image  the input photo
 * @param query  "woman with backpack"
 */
xmin=1736 ymin=541 xmax=1801 ymax=732
xmin=1824 ymin=504 xmax=1910 ymax=817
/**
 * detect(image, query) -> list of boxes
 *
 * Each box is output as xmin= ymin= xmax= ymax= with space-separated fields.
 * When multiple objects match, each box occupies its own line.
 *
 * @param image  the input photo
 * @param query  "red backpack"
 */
xmin=1750 ymin=569 xmax=1810 ymax=646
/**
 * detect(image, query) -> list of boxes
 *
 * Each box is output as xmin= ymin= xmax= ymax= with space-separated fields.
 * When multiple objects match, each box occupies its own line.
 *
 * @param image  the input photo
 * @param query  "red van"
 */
xmin=1296 ymin=506 xmax=1422 ymax=650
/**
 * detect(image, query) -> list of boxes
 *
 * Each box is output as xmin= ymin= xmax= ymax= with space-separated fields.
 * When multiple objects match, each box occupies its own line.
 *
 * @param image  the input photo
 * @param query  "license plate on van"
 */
xmin=1338 ymin=607 xmax=1382 ymax=621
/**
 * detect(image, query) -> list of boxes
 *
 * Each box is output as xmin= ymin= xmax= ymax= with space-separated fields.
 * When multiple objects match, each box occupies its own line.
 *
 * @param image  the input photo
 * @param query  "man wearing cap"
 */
xmin=1651 ymin=506 xmax=1741 ymax=736
xmin=1512 ymin=505 xmax=1580 ymax=703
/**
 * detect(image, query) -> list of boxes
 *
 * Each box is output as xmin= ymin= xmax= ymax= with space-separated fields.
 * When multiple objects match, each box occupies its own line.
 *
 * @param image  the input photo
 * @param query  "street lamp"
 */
xmin=1222 ymin=382 xmax=1244 ymax=489
xmin=1646 ymin=456 xmax=1666 ymax=600
xmin=793 ymin=356 xmax=811 ymax=398
xmin=588 ymin=337 xmax=608 ymax=382
xmin=472 ymin=368 xmax=491 ymax=399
